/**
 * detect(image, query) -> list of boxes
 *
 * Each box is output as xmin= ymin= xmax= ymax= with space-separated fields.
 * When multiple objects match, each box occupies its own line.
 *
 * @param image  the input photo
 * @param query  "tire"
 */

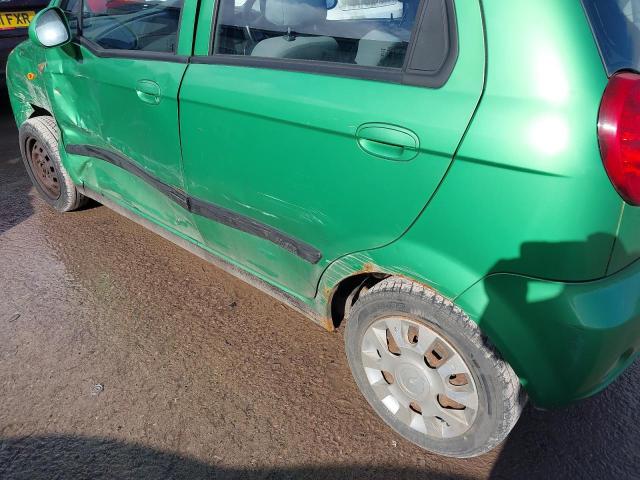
xmin=344 ymin=276 xmax=525 ymax=458
xmin=19 ymin=116 xmax=87 ymax=212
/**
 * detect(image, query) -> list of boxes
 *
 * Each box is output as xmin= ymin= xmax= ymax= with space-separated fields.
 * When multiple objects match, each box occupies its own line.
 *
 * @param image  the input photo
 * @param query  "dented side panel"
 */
xmin=179 ymin=0 xmax=486 ymax=299
xmin=43 ymin=42 xmax=200 ymax=239
xmin=6 ymin=41 xmax=50 ymax=126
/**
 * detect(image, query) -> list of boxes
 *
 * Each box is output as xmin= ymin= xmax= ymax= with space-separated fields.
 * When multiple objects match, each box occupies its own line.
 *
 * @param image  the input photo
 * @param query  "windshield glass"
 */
xmin=582 ymin=0 xmax=640 ymax=75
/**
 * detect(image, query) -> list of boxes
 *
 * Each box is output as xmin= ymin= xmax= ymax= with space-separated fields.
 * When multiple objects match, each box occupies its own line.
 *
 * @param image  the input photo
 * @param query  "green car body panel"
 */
xmin=6 ymin=0 xmax=640 ymax=408
xmin=178 ymin=0 xmax=484 ymax=298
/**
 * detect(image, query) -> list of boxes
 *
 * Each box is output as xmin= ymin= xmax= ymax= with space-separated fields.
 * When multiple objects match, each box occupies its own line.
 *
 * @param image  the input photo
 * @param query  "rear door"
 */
xmin=45 ymin=0 xmax=200 ymax=239
xmin=179 ymin=0 xmax=485 ymax=297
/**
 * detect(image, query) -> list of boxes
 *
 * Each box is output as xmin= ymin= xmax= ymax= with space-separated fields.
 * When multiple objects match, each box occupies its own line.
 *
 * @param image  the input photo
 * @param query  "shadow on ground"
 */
xmin=0 ymin=434 xmax=470 ymax=480
xmin=0 ymin=91 xmax=33 ymax=235
xmin=481 ymin=236 xmax=640 ymax=479
xmin=490 ymin=363 xmax=640 ymax=479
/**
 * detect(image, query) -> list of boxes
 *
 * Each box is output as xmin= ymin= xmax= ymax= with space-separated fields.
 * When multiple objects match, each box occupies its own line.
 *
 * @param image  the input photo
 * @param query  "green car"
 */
xmin=6 ymin=0 xmax=640 ymax=457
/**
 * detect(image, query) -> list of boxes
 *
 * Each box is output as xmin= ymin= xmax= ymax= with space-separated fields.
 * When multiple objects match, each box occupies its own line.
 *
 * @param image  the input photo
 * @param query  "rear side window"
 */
xmin=213 ymin=0 xmax=422 ymax=68
xmin=582 ymin=0 xmax=640 ymax=75
xmin=80 ymin=0 xmax=183 ymax=53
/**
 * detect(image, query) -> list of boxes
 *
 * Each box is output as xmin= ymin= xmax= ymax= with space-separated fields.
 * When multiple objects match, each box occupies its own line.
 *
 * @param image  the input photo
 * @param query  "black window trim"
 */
xmin=77 ymin=36 xmax=190 ymax=62
xmin=60 ymin=0 xmax=189 ymax=63
xmin=192 ymin=0 xmax=458 ymax=88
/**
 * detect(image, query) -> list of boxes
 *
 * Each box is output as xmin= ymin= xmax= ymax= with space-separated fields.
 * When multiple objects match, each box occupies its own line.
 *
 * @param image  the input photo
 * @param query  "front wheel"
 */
xmin=19 ymin=116 xmax=87 ymax=212
xmin=344 ymin=277 xmax=525 ymax=458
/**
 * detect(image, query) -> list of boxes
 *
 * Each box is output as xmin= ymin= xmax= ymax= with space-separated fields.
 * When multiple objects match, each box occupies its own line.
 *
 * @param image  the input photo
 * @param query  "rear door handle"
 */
xmin=356 ymin=123 xmax=419 ymax=161
xmin=135 ymin=79 xmax=161 ymax=105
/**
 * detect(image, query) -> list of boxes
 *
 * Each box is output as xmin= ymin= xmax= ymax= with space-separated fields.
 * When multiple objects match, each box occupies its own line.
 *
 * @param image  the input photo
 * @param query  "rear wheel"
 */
xmin=344 ymin=277 xmax=525 ymax=457
xmin=19 ymin=116 xmax=86 ymax=212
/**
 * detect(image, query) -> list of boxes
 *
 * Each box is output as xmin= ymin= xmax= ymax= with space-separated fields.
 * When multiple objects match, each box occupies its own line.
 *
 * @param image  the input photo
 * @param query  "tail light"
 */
xmin=598 ymin=72 xmax=640 ymax=205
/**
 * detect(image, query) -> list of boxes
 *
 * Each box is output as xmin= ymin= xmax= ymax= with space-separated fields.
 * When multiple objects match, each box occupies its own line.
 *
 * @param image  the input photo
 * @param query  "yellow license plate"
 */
xmin=0 ymin=11 xmax=36 ymax=30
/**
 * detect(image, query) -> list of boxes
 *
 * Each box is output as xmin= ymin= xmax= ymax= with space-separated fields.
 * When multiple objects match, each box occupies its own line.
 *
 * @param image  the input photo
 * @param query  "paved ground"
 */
xmin=1 ymin=93 xmax=639 ymax=479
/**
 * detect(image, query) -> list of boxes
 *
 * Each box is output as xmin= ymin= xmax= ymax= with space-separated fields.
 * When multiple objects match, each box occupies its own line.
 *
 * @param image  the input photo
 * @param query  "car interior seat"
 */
xmin=250 ymin=0 xmax=339 ymax=61
xmin=355 ymin=29 xmax=404 ymax=67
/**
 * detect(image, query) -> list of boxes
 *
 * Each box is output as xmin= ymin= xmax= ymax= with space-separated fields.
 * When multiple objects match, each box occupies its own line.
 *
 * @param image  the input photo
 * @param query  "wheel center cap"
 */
xmin=396 ymin=363 xmax=428 ymax=398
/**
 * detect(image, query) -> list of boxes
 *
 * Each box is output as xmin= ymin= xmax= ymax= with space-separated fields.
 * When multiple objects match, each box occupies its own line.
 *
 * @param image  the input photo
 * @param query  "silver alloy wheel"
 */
xmin=360 ymin=316 xmax=479 ymax=439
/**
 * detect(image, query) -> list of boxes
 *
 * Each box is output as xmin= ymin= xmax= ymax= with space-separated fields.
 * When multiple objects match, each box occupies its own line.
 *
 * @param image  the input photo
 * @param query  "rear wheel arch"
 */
xmin=327 ymin=268 xmax=472 ymax=331
xmin=343 ymin=275 xmax=526 ymax=456
xmin=327 ymin=269 xmax=526 ymax=391
xmin=327 ymin=272 xmax=389 ymax=330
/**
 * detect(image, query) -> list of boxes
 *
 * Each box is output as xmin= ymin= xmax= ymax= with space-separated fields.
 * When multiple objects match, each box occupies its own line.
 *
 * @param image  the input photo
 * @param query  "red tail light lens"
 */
xmin=598 ymin=72 xmax=640 ymax=205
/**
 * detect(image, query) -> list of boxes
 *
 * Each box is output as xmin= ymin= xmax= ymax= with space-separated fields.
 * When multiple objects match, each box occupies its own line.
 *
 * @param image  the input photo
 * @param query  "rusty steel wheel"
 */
xmin=26 ymin=137 xmax=61 ymax=200
xmin=19 ymin=116 xmax=87 ymax=212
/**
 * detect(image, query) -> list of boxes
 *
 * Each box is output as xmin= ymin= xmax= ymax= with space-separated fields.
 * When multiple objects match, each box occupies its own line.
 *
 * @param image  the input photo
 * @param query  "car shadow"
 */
xmin=0 ymin=434 xmax=472 ymax=480
xmin=490 ymin=362 xmax=640 ymax=480
xmin=0 ymin=90 xmax=34 ymax=236
xmin=478 ymin=234 xmax=640 ymax=479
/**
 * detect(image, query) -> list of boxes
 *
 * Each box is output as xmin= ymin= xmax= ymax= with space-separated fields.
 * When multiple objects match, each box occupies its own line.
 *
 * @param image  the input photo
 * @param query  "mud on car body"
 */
xmin=6 ymin=0 xmax=640 ymax=457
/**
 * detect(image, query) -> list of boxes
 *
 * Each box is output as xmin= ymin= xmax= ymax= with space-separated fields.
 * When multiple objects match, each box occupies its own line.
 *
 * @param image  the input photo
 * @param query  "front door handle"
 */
xmin=135 ymin=79 xmax=161 ymax=105
xmin=356 ymin=123 xmax=419 ymax=161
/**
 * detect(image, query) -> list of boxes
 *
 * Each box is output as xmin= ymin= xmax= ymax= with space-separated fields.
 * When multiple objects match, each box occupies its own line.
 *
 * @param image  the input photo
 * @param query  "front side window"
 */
xmin=213 ymin=0 xmax=421 ymax=68
xmin=61 ymin=0 xmax=82 ymax=36
xmin=81 ymin=0 xmax=183 ymax=53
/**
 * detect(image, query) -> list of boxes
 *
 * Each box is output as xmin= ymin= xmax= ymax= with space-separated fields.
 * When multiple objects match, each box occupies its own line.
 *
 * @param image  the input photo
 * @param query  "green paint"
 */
xmin=6 ymin=0 xmax=640 ymax=408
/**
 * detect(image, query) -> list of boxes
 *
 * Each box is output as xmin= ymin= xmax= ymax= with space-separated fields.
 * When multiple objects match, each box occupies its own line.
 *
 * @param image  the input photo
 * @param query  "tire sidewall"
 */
xmin=19 ymin=117 xmax=79 ymax=212
xmin=345 ymin=290 xmax=509 ymax=458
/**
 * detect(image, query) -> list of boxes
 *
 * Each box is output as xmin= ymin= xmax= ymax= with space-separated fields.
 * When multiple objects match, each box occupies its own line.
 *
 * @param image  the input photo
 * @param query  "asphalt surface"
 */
xmin=1 ymin=93 xmax=639 ymax=479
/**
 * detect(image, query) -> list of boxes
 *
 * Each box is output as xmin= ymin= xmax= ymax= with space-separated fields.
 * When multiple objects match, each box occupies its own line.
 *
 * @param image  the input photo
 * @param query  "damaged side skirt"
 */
xmin=76 ymin=184 xmax=333 ymax=331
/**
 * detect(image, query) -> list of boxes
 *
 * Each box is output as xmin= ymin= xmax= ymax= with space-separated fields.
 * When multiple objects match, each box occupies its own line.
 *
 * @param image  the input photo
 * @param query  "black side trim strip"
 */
xmin=66 ymin=144 xmax=190 ymax=208
xmin=66 ymin=144 xmax=322 ymax=264
xmin=187 ymin=197 xmax=322 ymax=264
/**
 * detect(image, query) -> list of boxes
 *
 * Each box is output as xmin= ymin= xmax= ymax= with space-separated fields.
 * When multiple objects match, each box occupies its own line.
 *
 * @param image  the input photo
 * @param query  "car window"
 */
xmin=213 ymin=0 xmax=421 ymax=68
xmin=81 ymin=0 xmax=183 ymax=53
xmin=61 ymin=0 xmax=82 ymax=36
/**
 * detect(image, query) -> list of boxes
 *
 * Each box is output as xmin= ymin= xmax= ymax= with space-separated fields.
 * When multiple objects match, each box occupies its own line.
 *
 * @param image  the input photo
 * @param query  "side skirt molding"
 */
xmin=76 ymin=185 xmax=332 ymax=330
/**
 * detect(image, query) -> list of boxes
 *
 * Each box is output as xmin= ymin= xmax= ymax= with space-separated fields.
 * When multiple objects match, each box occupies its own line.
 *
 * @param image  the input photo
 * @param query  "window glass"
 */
xmin=213 ymin=0 xmax=421 ymax=68
xmin=81 ymin=0 xmax=183 ymax=53
xmin=61 ymin=0 xmax=82 ymax=36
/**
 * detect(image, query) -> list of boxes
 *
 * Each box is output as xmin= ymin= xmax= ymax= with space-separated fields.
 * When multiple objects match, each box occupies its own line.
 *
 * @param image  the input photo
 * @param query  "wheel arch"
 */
xmin=319 ymin=249 xmax=532 ymax=403
xmin=326 ymin=271 xmax=388 ymax=330
xmin=325 ymin=269 xmax=467 ymax=331
xmin=29 ymin=103 xmax=53 ymax=119
xmin=317 ymin=240 xmax=484 ymax=331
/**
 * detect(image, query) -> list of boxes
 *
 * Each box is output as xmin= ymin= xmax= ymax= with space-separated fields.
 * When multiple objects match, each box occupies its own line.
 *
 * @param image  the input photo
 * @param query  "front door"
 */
xmin=45 ymin=0 xmax=199 ymax=239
